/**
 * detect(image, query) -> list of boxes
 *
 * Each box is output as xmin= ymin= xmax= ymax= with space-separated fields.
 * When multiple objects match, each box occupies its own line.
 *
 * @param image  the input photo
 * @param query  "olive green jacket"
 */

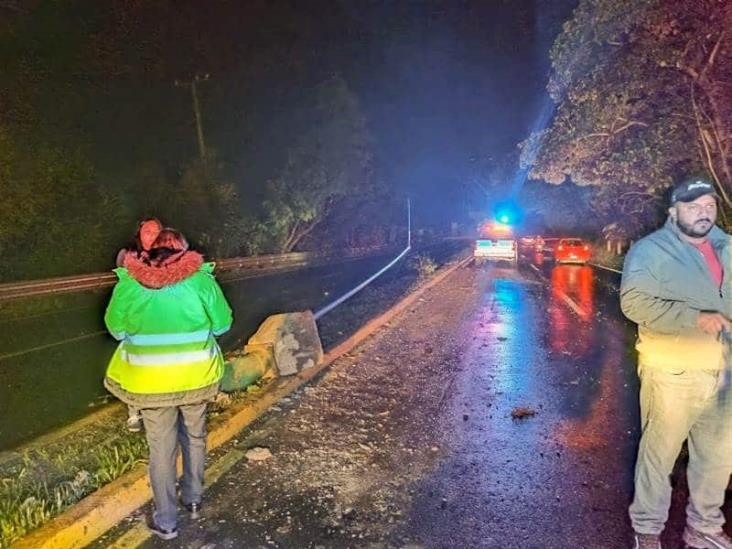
xmin=620 ymin=218 xmax=732 ymax=371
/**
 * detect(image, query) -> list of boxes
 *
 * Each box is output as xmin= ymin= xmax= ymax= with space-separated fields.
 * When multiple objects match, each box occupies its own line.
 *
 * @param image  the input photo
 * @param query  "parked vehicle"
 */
xmin=474 ymin=222 xmax=517 ymax=265
xmin=554 ymin=238 xmax=592 ymax=264
xmin=541 ymin=237 xmax=559 ymax=254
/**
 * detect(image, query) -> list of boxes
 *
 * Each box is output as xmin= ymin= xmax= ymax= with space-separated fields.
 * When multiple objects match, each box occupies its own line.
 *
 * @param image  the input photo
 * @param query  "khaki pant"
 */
xmin=630 ymin=367 xmax=732 ymax=535
xmin=141 ymin=403 xmax=208 ymax=531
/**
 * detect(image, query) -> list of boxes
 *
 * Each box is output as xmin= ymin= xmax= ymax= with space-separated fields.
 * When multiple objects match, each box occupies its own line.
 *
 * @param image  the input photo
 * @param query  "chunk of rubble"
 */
xmin=511 ymin=406 xmax=537 ymax=419
xmin=245 ymin=446 xmax=273 ymax=461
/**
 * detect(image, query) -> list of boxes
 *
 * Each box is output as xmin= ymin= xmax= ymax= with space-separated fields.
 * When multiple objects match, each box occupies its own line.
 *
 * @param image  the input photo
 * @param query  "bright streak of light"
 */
xmin=511 ymin=97 xmax=556 ymax=196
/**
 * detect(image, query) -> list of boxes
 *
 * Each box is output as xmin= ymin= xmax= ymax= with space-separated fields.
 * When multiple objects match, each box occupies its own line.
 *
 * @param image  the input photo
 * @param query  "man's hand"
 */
xmin=696 ymin=312 xmax=731 ymax=335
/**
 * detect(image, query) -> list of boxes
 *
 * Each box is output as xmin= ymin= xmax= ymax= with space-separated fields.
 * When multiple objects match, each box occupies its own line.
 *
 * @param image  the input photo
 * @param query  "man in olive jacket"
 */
xmin=621 ymin=177 xmax=732 ymax=549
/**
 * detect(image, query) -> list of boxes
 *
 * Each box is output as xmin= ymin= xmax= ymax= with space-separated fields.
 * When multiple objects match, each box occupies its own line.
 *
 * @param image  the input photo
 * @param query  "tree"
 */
xmin=263 ymin=76 xmax=374 ymax=252
xmin=0 ymin=127 xmax=126 ymax=281
xmin=132 ymin=154 xmax=248 ymax=259
xmin=518 ymin=181 xmax=596 ymax=235
xmin=522 ymin=0 xmax=732 ymax=234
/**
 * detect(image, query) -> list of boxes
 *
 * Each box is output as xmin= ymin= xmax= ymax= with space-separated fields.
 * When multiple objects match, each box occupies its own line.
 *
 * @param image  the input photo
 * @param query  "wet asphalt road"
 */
xmin=99 ymin=259 xmax=731 ymax=549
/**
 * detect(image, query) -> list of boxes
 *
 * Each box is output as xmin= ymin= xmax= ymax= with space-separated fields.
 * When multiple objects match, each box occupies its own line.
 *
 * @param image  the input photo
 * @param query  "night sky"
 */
xmin=337 ymin=1 xmax=576 ymax=223
xmin=0 ymin=0 xmax=579 ymax=279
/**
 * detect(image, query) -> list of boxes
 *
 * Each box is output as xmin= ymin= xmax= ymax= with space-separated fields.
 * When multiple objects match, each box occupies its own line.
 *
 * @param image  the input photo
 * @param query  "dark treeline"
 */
xmin=0 ymin=0 xmax=571 ymax=282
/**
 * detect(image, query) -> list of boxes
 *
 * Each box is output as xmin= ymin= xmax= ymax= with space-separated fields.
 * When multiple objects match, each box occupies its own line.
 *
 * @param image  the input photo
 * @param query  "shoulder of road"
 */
xmin=11 ymin=255 xmax=473 ymax=549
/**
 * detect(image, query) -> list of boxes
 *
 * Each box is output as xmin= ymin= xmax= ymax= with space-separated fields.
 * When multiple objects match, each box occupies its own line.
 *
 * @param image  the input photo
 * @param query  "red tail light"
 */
xmin=557 ymin=245 xmax=564 ymax=251
xmin=583 ymin=245 xmax=590 ymax=251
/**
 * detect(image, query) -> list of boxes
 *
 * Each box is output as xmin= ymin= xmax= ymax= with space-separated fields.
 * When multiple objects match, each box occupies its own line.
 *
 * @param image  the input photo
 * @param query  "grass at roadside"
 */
xmin=0 ymin=379 xmax=275 ymax=548
xmin=0 ymin=421 xmax=146 ymax=548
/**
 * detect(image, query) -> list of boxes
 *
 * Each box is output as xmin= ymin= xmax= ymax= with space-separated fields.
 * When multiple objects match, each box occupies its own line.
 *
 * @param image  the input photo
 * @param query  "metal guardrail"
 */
xmin=0 ymin=248 xmax=393 ymax=302
xmin=0 ymin=272 xmax=120 ymax=301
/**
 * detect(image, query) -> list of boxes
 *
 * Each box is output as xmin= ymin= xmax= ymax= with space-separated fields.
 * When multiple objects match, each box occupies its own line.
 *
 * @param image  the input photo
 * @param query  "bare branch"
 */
xmin=690 ymin=83 xmax=732 ymax=206
xmin=577 ymin=119 xmax=648 ymax=141
xmin=675 ymin=62 xmax=699 ymax=80
xmin=613 ymin=120 xmax=649 ymax=133
xmin=282 ymin=219 xmax=301 ymax=252
xmin=618 ymin=191 xmax=655 ymax=199
xmin=702 ymin=31 xmax=725 ymax=78
xmin=577 ymin=132 xmax=611 ymax=140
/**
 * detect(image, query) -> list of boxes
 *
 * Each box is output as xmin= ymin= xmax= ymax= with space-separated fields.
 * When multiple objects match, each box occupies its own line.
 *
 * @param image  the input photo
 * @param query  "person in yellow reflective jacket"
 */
xmin=104 ymin=228 xmax=233 ymax=540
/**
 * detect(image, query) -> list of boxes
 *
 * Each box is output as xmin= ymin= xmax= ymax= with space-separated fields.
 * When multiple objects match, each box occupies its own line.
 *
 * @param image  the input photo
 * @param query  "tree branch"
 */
xmin=618 ymin=190 xmax=655 ymax=199
xmin=701 ymin=31 xmax=725 ymax=80
xmin=578 ymin=119 xmax=648 ymax=141
xmin=690 ymin=82 xmax=732 ymax=206
xmin=613 ymin=120 xmax=649 ymax=133
xmin=577 ymin=132 xmax=611 ymax=140
xmin=282 ymin=219 xmax=301 ymax=252
xmin=284 ymin=219 xmax=320 ymax=252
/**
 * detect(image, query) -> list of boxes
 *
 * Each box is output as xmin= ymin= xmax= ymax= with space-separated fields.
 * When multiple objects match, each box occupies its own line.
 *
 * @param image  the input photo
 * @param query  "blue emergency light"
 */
xmin=493 ymin=200 xmax=523 ymax=226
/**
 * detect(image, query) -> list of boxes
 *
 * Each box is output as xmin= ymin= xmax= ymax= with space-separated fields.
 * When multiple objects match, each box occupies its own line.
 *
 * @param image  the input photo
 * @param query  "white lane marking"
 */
xmin=528 ymin=263 xmax=592 ymax=320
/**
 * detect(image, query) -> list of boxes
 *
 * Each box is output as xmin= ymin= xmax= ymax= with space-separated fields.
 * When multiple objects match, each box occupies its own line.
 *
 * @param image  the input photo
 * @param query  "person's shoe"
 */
xmin=126 ymin=415 xmax=143 ymax=433
xmin=147 ymin=522 xmax=178 ymax=541
xmin=683 ymin=525 xmax=732 ymax=548
xmin=633 ymin=532 xmax=662 ymax=549
xmin=185 ymin=502 xmax=202 ymax=519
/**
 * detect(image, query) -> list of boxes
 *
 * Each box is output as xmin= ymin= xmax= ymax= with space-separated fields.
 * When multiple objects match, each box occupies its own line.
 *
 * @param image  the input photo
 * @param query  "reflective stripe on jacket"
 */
xmin=104 ymin=262 xmax=232 ymax=395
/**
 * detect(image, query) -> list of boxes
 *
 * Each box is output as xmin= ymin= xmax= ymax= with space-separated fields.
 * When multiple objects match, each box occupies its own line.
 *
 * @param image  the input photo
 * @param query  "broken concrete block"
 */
xmin=220 ymin=347 xmax=274 ymax=392
xmin=248 ymin=311 xmax=323 ymax=376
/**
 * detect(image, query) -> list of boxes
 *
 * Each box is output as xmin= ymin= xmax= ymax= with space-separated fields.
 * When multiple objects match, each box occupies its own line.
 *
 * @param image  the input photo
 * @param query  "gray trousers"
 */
xmin=141 ymin=403 xmax=207 ymax=530
xmin=630 ymin=367 xmax=732 ymax=535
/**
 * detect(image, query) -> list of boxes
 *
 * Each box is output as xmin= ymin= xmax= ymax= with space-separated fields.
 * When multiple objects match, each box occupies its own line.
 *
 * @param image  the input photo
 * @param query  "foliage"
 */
xmin=410 ymin=254 xmax=438 ymax=279
xmin=591 ymin=242 xmax=626 ymax=270
xmin=0 ymin=128 xmax=126 ymax=281
xmin=139 ymin=155 xmax=250 ymax=258
xmin=522 ymin=0 xmax=732 ymax=235
xmin=517 ymin=180 xmax=597 ymax=234
xmin=303 ymin=192 xmax=405 ymax=252
xmin=0 ymin=2 xmax=378 ymax=278
xmin=262 ymin=76 xmax=374 ymax=252
xmin=0 ymin=434 xmax=147 ymax=548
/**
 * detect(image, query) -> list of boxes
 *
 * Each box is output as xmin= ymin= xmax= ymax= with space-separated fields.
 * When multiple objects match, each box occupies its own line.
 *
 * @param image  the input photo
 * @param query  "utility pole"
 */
xmin=175 ymin=73 xmax=209 ymax=160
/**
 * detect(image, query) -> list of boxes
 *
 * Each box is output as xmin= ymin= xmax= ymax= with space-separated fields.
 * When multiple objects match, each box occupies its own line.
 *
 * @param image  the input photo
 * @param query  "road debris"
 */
xmin=510 ymin=406 xmax=537 ymax=419
xmin=244 ymin=446 xmax=273 ymax=461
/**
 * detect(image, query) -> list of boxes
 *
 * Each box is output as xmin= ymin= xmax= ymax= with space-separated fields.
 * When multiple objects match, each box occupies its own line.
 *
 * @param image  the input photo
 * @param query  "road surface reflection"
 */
xmin=549 ymin=265 xmax=594 ymax=356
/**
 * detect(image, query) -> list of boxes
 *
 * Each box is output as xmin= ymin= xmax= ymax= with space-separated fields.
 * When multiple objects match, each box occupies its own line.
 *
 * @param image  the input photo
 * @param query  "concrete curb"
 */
xmin=12 ymin=255 xmax=471 ymax=549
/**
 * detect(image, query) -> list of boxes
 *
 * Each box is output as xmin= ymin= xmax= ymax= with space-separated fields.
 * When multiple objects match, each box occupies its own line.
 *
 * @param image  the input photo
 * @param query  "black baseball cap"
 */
xmin=670 ymin=177 xmax=718 ymax=204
